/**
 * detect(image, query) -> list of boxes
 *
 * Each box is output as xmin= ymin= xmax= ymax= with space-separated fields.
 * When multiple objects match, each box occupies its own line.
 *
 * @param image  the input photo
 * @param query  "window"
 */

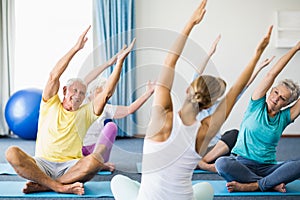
xmin=14 ymin=0 xmax=92 ymax=92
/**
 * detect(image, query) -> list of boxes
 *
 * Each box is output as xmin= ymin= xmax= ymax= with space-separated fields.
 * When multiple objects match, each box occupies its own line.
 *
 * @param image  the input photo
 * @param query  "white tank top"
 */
xmin=137 ymin=112 xmax=202 ymax=200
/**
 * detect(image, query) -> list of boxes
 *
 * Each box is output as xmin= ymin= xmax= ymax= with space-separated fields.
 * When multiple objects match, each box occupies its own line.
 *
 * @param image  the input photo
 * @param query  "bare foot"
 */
xmin=23 ymin=181 xmax=50 ymax=193
xmin=273 ymin=183 xmax=286 ymax=193
xmin=23 ymin=181 xmax=84 ymax=195
xmin=59 ymin=182 xmax=84 ymax=195
xmin=198 ymin=160 xmax=217 ymax=173
xmin=226 ymin=181 xmax=259 ymax=192
xmin=103 ymin=162 xmax=115 ymax=172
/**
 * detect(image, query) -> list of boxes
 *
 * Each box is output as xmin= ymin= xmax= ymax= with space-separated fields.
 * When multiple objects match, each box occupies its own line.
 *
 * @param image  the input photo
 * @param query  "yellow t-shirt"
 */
xmin=35 ymin=95 xmax=98 ymax=162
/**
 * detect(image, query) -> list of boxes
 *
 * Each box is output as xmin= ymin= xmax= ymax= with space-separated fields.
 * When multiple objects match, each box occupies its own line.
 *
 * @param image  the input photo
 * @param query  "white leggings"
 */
xmin=111 ymin=174 xmax=214 ymax=200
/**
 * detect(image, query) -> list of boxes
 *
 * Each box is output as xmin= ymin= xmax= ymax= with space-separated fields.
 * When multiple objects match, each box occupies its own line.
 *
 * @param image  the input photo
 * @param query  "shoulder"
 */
xmin=248 ymin=95 xmax=266 ymax=109
xmin=41 ymin=94 xmax=60 ymax=108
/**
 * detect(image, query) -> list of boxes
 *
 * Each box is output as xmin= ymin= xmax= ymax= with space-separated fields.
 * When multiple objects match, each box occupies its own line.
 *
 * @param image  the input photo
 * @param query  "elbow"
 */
xmin=49 ymin=71 xmax=59 ymax=83
xmin=105 ymin=92 xmax=113 ymax=102
xmin=103 ymin=86 xmax=115 ymax=101
xmin=265 ymin=71 xmax=277 ymax=80
xmin=163 ymin=56 xmax=177 ymax=67
xmin=266 ymin=71 xmax=275 ymax=78
xmin=127 ymin=107 xmax=134 ymax=115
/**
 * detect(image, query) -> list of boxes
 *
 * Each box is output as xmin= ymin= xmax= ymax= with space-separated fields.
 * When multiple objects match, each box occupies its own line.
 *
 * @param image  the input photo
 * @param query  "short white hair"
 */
xmin=278 ymin=79 xmax=300 ymax=104
xmin=95 ymin=76 xmax=107 ymax=88
xmin=66 ymin=78 xmax=87 ymax=88
xmin=88 ymin=76 xmax=108 ymax=95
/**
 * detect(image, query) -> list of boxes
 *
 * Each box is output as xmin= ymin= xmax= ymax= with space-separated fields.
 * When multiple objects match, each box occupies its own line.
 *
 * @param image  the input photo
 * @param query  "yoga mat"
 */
xmin=0 ymin=163 xmax=111 ymax=175
xmin=0 ymin=163 xmax=16 ymax=175
xmin=4 ymin=180 xmax=300 ymax=197
xmin=136 ymin=162 xmax=215 ymax=174
xmin=0 ymin=181 xmax=113 ymax=198
xmin=193 ymin=169 xmax=217 ymax=174
xmin=193 ymin=180 xmax=300 ymax=196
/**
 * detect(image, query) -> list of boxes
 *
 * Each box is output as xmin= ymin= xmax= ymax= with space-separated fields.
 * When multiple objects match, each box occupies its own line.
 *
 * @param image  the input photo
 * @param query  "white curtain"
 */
xmin=0 ymin=0 xmax=15 ymax=136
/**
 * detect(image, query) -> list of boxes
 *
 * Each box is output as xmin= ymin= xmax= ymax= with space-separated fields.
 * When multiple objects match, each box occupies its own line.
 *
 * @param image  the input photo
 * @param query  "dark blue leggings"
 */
xmin=215 ymin=155 xmax=300 ymax=191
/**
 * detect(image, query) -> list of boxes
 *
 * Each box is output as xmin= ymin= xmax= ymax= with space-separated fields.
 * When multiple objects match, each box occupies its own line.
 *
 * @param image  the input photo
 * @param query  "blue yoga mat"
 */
xmin=0 ymin=163 xmax=112 ymax=175
xmin=193 ymin=180 xmax=300 ymax=196
xmin=4 ymin=180 xmax=300 ymax=197
xmin=193 ymin=169 xmax=217 ymax=174
xmin=0 ymin=181 xmax=113 ymax=198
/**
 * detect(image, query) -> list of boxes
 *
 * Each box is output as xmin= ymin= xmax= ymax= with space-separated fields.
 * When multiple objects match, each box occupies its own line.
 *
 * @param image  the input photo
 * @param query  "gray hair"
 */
xmin=88 ymin=76 xmax=107 ymax=94
xmin=95 ymin=76 xmax=107 ymax=89
xmin=278 ymin=79 xmax=300 ymax=104
xmin=66 ymin=78 xmax=87 ymax=88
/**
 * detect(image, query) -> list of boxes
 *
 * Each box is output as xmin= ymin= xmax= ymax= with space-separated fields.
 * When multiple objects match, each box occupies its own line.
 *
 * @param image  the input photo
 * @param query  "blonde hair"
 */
xmin=189 ymin=75 xmax=226 ymax=109
xmin=278 ymin=79 xmax=300 ymax=104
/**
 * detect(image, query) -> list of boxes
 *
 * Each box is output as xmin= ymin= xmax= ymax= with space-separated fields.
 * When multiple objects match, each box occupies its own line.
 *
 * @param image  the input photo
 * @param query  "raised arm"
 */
xmin=112 ymin=81 xmax=155 ymax=119
xmin=43 ymin=26 xmax=90 ymax=101
xmin=160 ymin=1 xmax=206 ymax=90
xmin=291 ymin=99 xmax=300 ymax=121
xmin=195 ymin=34 xmax=221 ymax=75
xmin=92 ymin=39 xmax=136 ymax=116
xmin=235 ymin=55 xmax=275 ymax=100
xmin=253 ymin=41 xmax=300 ymax=100
xmin=154 ymin=0 xmax=206 ymax=111
xmin=83 ymin=45 xmax=127 ymax=86
xmin=246 ymin=56 xmax=275 ymax=87
xmin=197 ymin=26 xmax=273 ymax=155
xmin=146 ymin=0 xmax=207 ymax=141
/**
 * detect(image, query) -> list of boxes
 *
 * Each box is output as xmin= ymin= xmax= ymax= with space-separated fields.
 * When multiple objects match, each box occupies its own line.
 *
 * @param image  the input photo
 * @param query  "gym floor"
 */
xmin=1 ymin=135 xmax=300 ymax=200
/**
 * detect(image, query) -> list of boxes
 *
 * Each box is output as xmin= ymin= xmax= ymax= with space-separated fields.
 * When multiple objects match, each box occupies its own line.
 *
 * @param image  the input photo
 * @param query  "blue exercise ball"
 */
xmin=5 ymin=88 xmax=43 ymax=140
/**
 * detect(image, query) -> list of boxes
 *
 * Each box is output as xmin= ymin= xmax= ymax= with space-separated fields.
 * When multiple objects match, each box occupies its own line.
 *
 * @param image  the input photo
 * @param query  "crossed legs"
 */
xmin=82 ymin=122 xmax=118 ymax=171
xmin=215 ymin=156 xmax=300 ymax=192
xmin=5 ymin=122 xmax=118 ymax=195
xmin=198 ymin=129 xmax=238 ymax=172
xmin=5 ymin=146 xmax=84 ymax=195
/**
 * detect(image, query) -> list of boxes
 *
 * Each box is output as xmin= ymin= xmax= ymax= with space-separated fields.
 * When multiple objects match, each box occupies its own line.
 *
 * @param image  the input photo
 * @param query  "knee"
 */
xmin=111 ymin=174 xmax=138 ymax=187
xmin=103 ymin=122 xmax=118 ymax=134
xmin=201 ymin=182 xmax=214 ymax=195
xmin=5 ymin=146 xmax=22 ymax=163
xmin=111 ymin=174 xmax=125 ymax=186
xmin=111 ymin=174 xmax=127 ymax=194
xmin=78 ymin=155 xmax=104 ymax=174
xmin=111 ymin=174 xmax=139 ymax=200
xmin=231 ymin=129 xmax=239 ymax=138
xmin=231 ymin=128 xmax=239 ymax=133
xmin=102 ymin=122 xmax=118 ymax=140
xmin=193 ymin=182 xmax=214 ymax=200
xmin=215 ymin=156 xmax=231 ymax=173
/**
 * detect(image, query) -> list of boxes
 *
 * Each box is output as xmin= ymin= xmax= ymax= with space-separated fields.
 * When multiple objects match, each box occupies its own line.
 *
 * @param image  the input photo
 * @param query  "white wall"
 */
xmin=135 ymin=0 xmax=300 ymax=135
xmin=14 ymin=0 xmax=92 ymax=97
xmin=13 ymin=0 xmax=300 ymax=135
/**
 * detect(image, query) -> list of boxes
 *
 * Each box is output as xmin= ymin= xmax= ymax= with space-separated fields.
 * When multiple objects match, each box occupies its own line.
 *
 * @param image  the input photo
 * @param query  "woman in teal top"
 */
xmin=233 ymin=95 xmax=290 ymax=164
xmin=215 ymin=41 xmax=300 ymax=193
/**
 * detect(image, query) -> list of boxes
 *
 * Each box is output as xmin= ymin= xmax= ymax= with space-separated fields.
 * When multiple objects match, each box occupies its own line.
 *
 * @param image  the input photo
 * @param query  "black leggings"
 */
xmin=208 ymin=129 xmax=239 ymax=164
xmin=220 ymin=129 xmax=239 ymax=156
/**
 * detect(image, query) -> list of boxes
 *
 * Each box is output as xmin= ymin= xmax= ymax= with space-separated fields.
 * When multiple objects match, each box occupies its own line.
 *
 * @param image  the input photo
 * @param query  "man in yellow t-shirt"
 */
xmin=5 ymin=25 xmax=136 ymax=195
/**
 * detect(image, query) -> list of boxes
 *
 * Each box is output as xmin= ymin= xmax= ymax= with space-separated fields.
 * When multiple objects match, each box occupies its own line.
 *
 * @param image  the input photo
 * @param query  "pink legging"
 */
xmin=82 ymin=122 xmax=118 ymax=162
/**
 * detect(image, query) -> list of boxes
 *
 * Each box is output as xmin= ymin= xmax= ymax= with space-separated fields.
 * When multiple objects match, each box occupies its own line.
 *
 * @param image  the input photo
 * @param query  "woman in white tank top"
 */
xmin=111 ymin=0 xmax=273 ymax=199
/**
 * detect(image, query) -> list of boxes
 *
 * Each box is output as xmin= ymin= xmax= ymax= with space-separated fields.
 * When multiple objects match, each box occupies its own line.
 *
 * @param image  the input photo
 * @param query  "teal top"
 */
xmin=232 ymin=96 xmax=291 ymax=164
